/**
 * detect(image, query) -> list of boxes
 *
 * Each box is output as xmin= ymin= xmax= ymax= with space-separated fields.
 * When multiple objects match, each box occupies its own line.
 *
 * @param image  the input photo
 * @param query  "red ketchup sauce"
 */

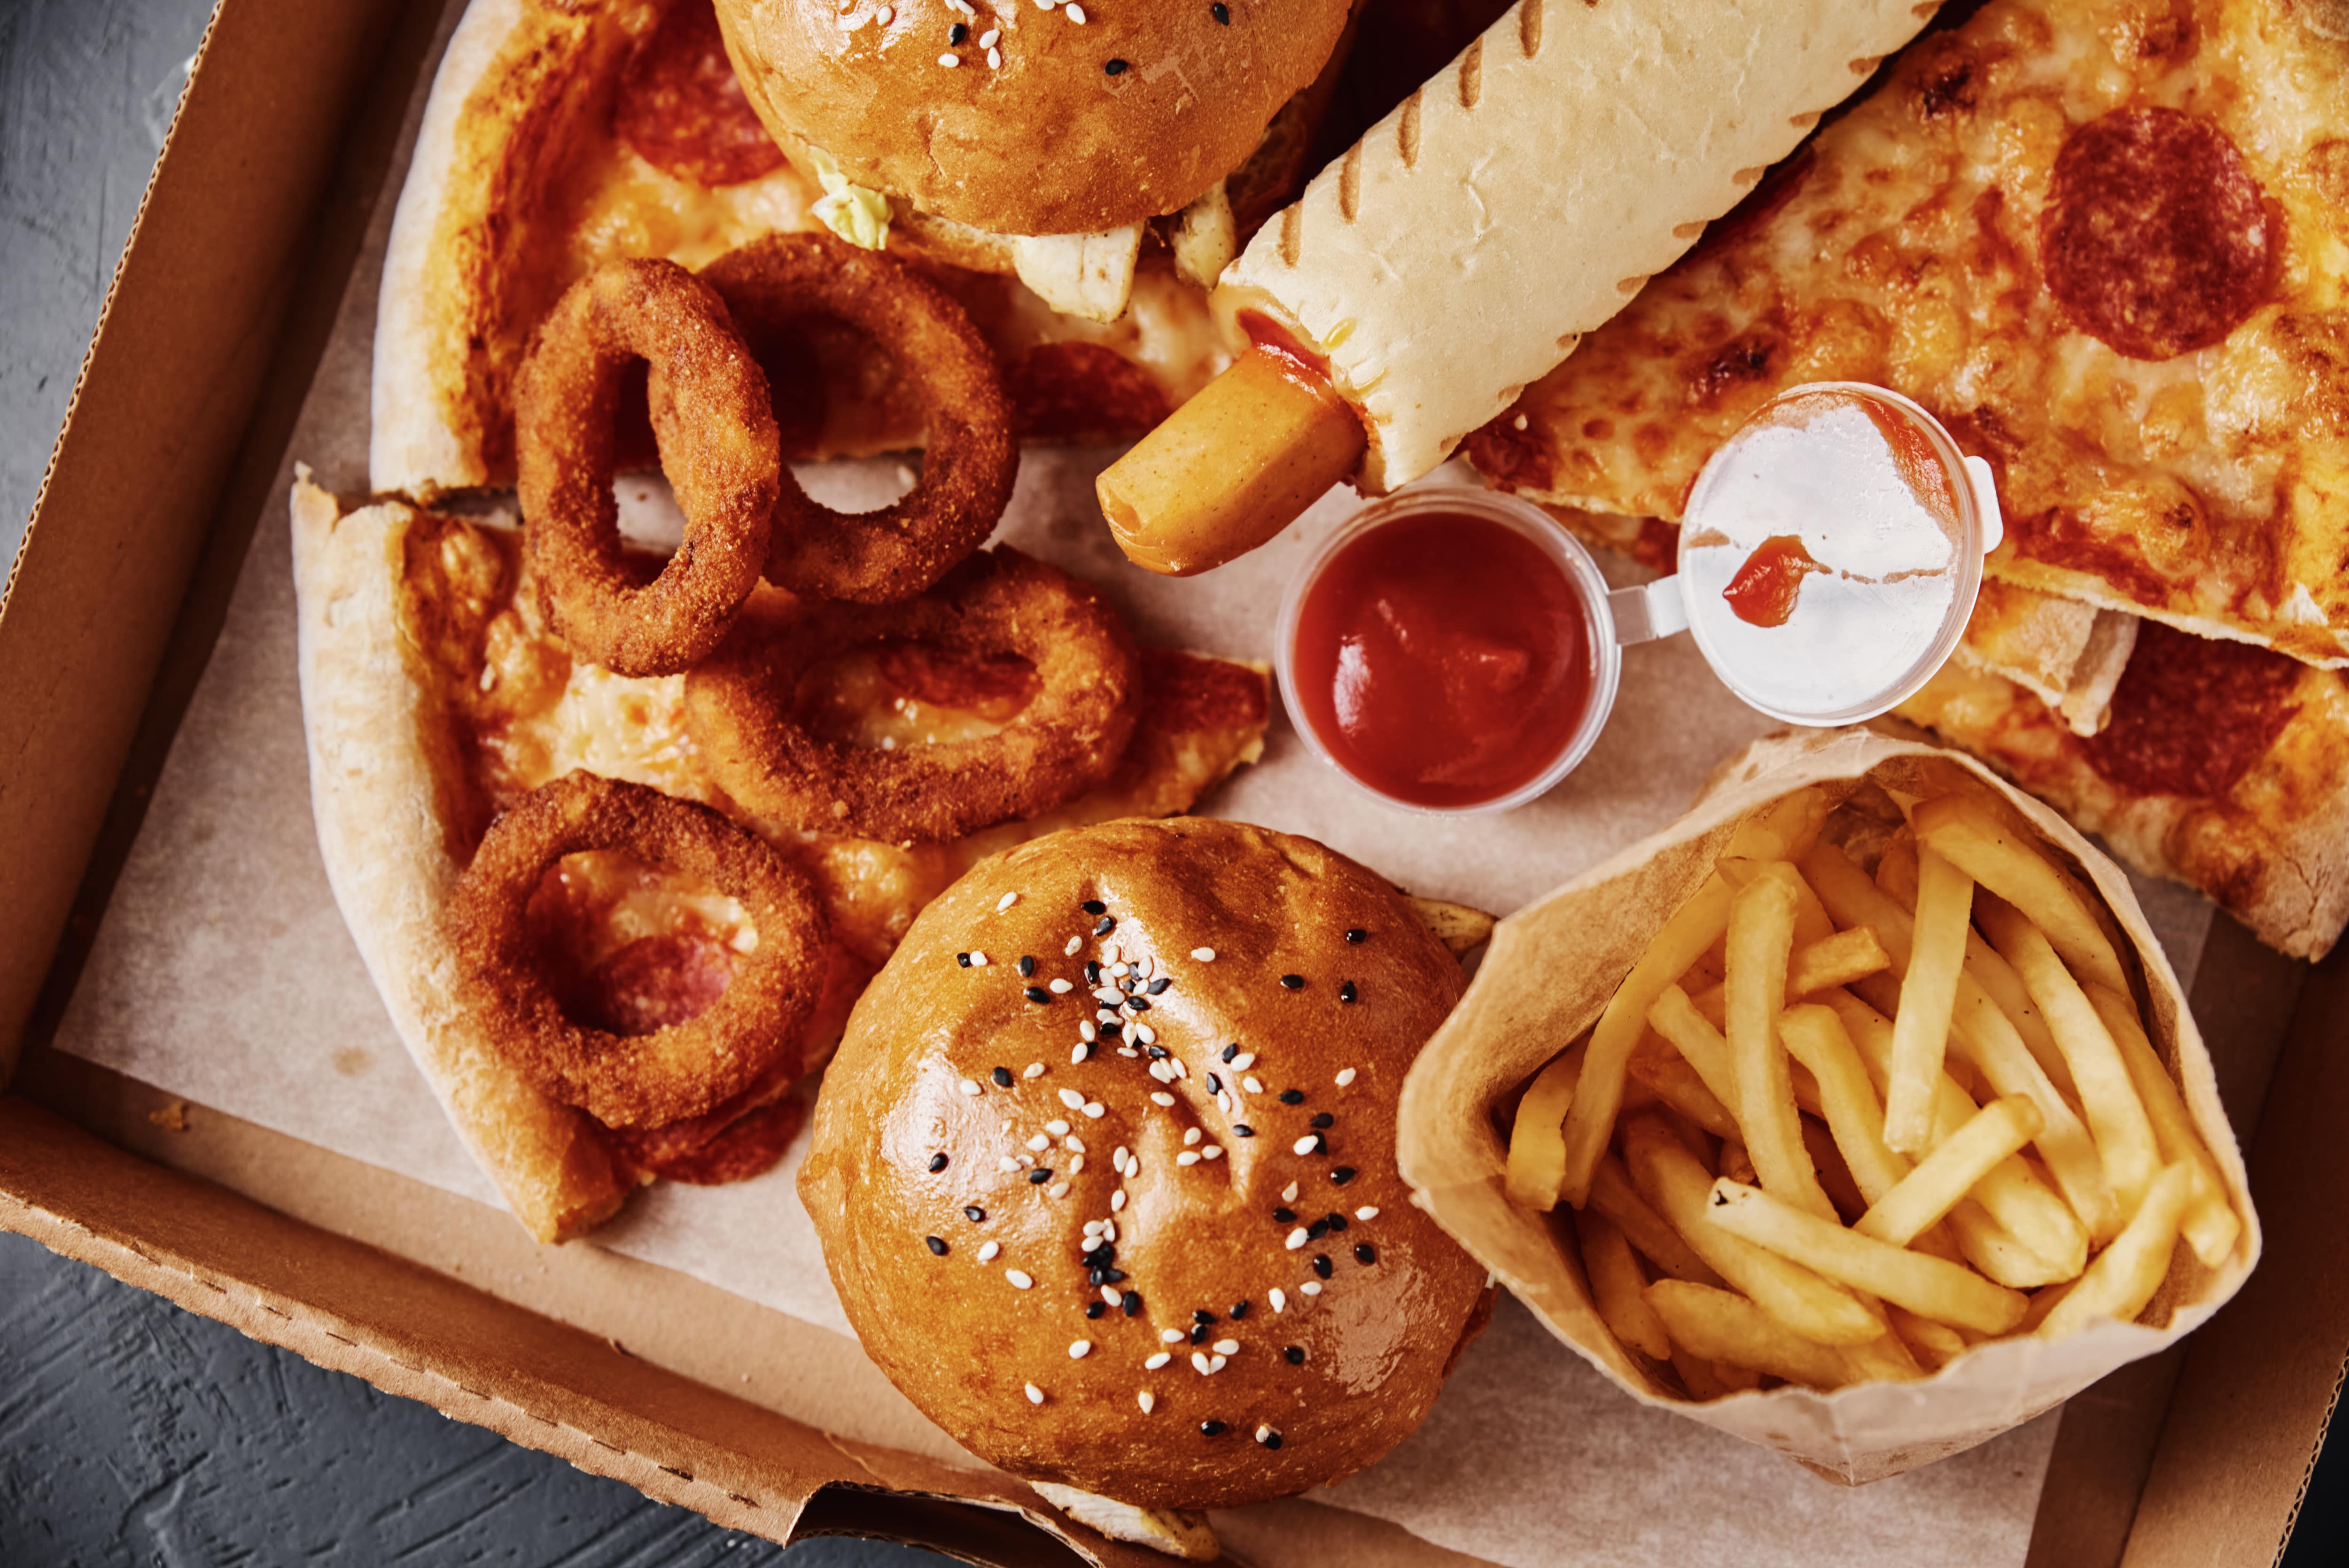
xmin=1290 ymin=512 xmax=1593 ymax=809
xmin=1722 ymin=534 xmax=1826 ymax=627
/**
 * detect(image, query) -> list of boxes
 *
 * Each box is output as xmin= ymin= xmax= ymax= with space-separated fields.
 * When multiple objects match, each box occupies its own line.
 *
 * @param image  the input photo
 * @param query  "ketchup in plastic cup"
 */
xmin=1276 ymin=384 xmax=2002 ymax=814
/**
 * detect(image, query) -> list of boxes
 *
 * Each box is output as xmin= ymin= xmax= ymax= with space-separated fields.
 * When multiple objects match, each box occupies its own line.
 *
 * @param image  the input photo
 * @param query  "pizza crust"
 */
xmin=294 ymin=470 xmax=631 ymax=1239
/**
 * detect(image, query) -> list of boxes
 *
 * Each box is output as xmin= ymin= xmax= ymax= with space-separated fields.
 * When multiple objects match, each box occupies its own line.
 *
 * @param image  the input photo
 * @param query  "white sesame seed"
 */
xmin=1048 ymin=978 xmax=1073 ymax=994
xmin=1111 ymin=1189 xmax=1127 ymax=1211
xmin=1148 ymin=1062 xmax=1172 ymax=1083
xmin=1183 ymin=1127 xmax=1202 ymax=1147
xmin=1101 ymin=1219 xmax=1115 ymax=1242
xmin=1140 ymin=954 xmax=1157 ymax=980
xmin=1096 ymin=1008 xmax=1121 ymax=1024
xmin=969 ymin=952 xmax=989 ymax=966
xmin=1066 ymin=1135 xmax=1086 ymax=1153
xmin=1047 ymin=1119 xmax=1071 ymax=1136
xmin=1102 ymin=941 xmax=1121 ymax=963
xmin=998 ymin=1156 xmax=1020 ymax=1173
xmin=1113 ymin=1146 xmax=1131 ymax=1168
xmin=1082 ymin=1101 xmax=1105 ymax=1119
xmin=1116 ymin=1046 xmax=1139 ymax=1058
xmin=1079 ymin=1021 xmax=1097 ymax=1042
xmin=1033 ymin=0 xmax=1054 ymax=9
xmin=1023 ymin=1062 xmax=1045 ymax=1079
xmin=1049 ymin=1181 xmax=1070 ymax=1198
xmin=1067 ymin=2 xmax=1086 ymax=20
xmin=1085 ymin=1219 xmax=1104 ymax=1235
xmin=1025 ymin=1382 xmax=1044 ymax=1404
xmin=978 ymin=1241 xmax=1000 ymax=1262
xmin=1138 ymin=1391 xmax=1156 ymax=1413
xmin=1301 ymin=1281 xmax=1323 ymax=1296
xmin=1071 ymin=1043 xmax=1090 ymax=1064
xmin=1281 ymin=1181 xmax=1299 ymax=1203
xmin=1293 ymin=1135 xmax=1321 ymax=1156
xmin=1019 ymin=1153 xmax=1035 ymax=1167
xmin=1202 ymin=1145 xmax=1224 ymax=1161
xmin=1027 ymin=1134 xmax=1050 ymax=1151
xmin=1191 ymin=947 xmax=1216 ymax=962
xmin=1069 ymin=1340 xmax=1091 ymax=1359
xmin=877 ymin=3 xmax=892 ymax=19
xmin=1068 ymin=1155 xmax=1085 ymax=1174
xmin=1244 ymin=1076 xmax=1265 ymax=1094
xmin=1151 ymin=1092 xmax=1175 ymax=1107
xmin=985 ymin=45 xmax=1001 ymax=66
xmin=1336 ymin=1068 xmax=1358 ymax=1087
xmin=1136 ymin=1024 xmax=1158 ymax=1045
xmin=1271 ymin=1289 xmax=1288 ymax=1313
xmin=996 ymin=891 xmax=1019 ymax=912
xmin=1230 ymin=1053 xmax=1257 ymax=1071
xmin=1056 ymin=1088 xmax=1084 ymax=1110
xmin=1007 ymin=1270 xmax=1034 ymax=1289
xmin=1356 ymin=1206 xmax=1380 ymax=1221
xmin=959 ymin=1079 xmax=983 ymax=1096
xmin=1217 ymin=1092 xmax=1235 ymax=1115
xmin=1191 ymin=1352 xmax=1213 ymax=1374
xmin=1213 ymin=1339 xmax=1240 ymax=1355
xmin=1162 ymin=1329 xmax=1187 ymax=1344
xmin=1256 ymin=1424 xmax=1275 ymax=1443
xmin=1001 ymin=1119 xmax=1013 ymax=1134
xmin=1111 ymin=963 xmax=1130 ymax=978
xmin=1065 ymin=936 xmax=1083 ymax=956
xmin=1175 ymin=1152 xmax=1200 ymax=1167
xmin=1145 ymin=1352 xmax=1171 ymax=1369
xmin=1286 ymin=1228 xmax=1310 ymax=1250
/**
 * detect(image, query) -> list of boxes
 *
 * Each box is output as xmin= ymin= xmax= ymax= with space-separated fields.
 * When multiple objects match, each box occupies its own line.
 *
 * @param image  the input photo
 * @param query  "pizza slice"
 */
xmin=1469 ymin=0 xmax=2349 ymax=668
xmin=290 ymin=471 xmax=1269 ymax=1240
xmin=1895 ymin=618 xmax=2349 ymax=961
xmin=372 ymin=0 xmax=1363 ymax=497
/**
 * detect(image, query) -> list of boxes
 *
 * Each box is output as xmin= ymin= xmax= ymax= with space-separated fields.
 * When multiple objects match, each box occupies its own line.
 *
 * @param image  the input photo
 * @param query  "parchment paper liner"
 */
xmin=1396 ymin=726 xmax=2261 ymax=1484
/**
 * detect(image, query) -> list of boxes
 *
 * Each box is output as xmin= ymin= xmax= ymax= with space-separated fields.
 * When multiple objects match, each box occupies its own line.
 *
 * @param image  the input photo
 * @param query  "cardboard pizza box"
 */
xmin=2 ymin=0 xmax=2344 ymax=1563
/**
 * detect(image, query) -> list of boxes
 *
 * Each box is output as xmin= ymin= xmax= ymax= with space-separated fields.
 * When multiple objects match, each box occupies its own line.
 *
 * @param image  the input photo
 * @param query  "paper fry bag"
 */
xmin=1396 ymin=726 xmax=2260 ymax=1483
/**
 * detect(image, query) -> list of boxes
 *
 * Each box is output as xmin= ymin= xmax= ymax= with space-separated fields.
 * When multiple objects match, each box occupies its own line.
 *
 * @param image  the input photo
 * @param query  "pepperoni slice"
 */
xmin=576 ymin=930 xmax=739 ymax=1037
xmin=1007 ymin=342 xmax=1170 ymax=442
xmin=2079 ymin=621 xmax=2303 ymax=799
xmin=2040 ymin=108 xmax=2274 ymax=361
xmin=614 ymin=0 xmax=785 ymax=188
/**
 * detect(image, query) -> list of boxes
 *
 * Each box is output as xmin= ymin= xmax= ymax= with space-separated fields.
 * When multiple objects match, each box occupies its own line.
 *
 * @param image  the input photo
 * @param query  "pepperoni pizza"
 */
xmin=1467 ymin=0 xmax=2349 ymax=670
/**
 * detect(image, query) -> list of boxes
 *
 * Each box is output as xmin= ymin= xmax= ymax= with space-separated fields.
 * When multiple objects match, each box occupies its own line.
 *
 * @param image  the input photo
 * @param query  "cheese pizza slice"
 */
xmin=1469 ymin=0 xmax=2349 ymax=668
xmin=1896 ymin=618 xmax=2349 ymax=961
xmin=291 ymin=472 xmax=1269 ymax=1239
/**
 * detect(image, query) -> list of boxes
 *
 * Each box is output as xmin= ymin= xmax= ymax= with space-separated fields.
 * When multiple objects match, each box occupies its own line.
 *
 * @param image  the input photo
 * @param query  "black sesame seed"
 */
xmin=1221 ymin=1044 xmax=1240 ymax=1063
xmin=1305 ymin=1134 xmax=1327 ymax=1155
xmin=957 ymin=952 xmax=972 ymax=967
xmin=949 ymin=21 xmax=967 ymax=43
xmin=925 ymin=1235 xmax=947 ymax=1256
xmin=1230 ymin=1299 xmax=1251 ymax=1319
xmin=1018 ymin=955 xmax=1035 ymax=977
xmin=1104 ymin=57 xmax=1129 ymax=75
xmin=1279 ymin=1089 xmax=1305 ymax=1105
xmin=1084 ymin=960 xmax=1102 ymax=984
xmin=1086 ymin=1300 xmax=1105 ymax=1319
xmin=1306 ymin=1219 xmax=1329 ymax=1240
xmin=964 ymin=1206 xmax=986 ymax=1223
xmin=1029 ymin=1168 xmax=1053 ymax=1184
xmin=1122 ymin=1290 xmax=1143 ymax=1316
xmin=1147 ymin=977 xmax=1172 ymax=994
xmin=1199 ymin=1420 xmax=1226 ymax=1436
xmin=1233 ymin=1125 xmax=1256 ymax=1138
xmin=1331 ymin=1166 xmax=1357 ymax=1185
xmin=1206 ymin=1073 xmax=1223 ymax=1094
xmin=928 ymin=1152 xmax=950 ymax=1172
xmin=1284 ymin=1344 xmax=1305 ymax=1365
xmin=1024 ymin=986 xmax=1051 ymax=1005
xmin=1338 ymin=981 xmax=1358 ymax=1004
xmin=1345 ymin=928 xmax=1368 ymax=944
xmin=1272 ymin=1207 xmax=1297 ymax=1224
xmin=1313 ymin=1255 xmax=1333 ymax=1279
xmin=1101 ymin=1021 xmax=1123 ymax=1039
xmin=1212 ymin=0 xmax=1229 ymax=21
xmin=1259 ymin=1429 xmax=1283 ymax=1450
xmin=1311 ymin=1112 xmax=1334 ymax=1130
xmin=1194 ymin=1309 xmax=1217 ymax=1324
xmin=1146 ymin=1045 xmax=1170 ymax=1060
xmin=1355 ymin=1243 xmax=1377 ymax=1265
xmin=1082 ymin=900 xmax=1107 ymax=915
xmin=1087 ymin=1245 xmax=1115 ymax=1269
xmin=1279 ymin=973 xmax=1304 ymax=990
xmin=1102 ymin=1268 xmax=1128 ymax=1283
xmin=1127 ymin=996 xmax=1151 ymax=1013
xmin=1095 ymin=916 xmax=1116 ymax=935
xmin=991 ymin=1066 xmax=1014 ymax=1087
xmin=1089 ymin=1267 xmax=1108 ymax=1285
xmin=1190 ymin=1323 xmax=1210 ymax=1344
xmin=1326 ymin=1212 xmax=1347 ymax=1232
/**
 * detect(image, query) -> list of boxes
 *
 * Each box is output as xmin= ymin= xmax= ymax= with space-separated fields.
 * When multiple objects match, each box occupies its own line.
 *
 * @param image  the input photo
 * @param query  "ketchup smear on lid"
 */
xmin=1290 ymin=511 xmax=1592 ymax=809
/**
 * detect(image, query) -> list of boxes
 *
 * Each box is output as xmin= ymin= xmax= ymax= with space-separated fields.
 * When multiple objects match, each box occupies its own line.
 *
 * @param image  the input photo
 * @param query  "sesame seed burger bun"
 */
xmin=713 ymin=0 xmax=1357 ymax=238
xmin=798 ymin=816 xmax=1493 ymax=1510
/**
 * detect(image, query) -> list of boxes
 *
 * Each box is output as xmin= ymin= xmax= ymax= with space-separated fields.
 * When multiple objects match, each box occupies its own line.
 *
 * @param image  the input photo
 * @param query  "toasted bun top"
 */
xmin=799 ymin=817 xmax=1489 ymax=1510
xmin=714 ymin=0 xmax=1353 ymax=237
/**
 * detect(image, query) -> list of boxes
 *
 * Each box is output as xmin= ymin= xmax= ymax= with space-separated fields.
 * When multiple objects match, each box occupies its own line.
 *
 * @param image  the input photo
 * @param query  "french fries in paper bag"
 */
xmin=1397 ymin=727 xmax=2259 ymax=1483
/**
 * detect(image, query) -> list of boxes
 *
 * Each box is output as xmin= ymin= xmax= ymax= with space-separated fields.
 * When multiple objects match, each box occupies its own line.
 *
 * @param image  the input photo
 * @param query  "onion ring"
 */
xmin=447 ymin=771 xmax=827 ymax=1128
xmin=684 ymin=548 xmax=1143 ymax=843
xmin=515 ymin=258 xmax=779 ymax=676
xmin=700 ymin=233 xmax=1016 ymax=603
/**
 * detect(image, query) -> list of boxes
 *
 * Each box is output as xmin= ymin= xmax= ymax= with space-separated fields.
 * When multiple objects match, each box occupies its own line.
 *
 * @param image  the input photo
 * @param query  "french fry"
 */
xmin=1912 ymin=795 xmax=2131 ymax=997
xmin=2087 ymin=984 xmax=2241 ymax=1269
xmin=2038 ymin=1164 xmax=2196 ymax=1338
xmin=1976 ymin=893 xmax=2160 ymax=1219
xmin=1649 ymin=984 xmax=1744 ymax=1118
xmin=1884 ymin=847 xmax=1973 ymax=1153
xmin=1504 ymin=1042 xmax=1587 ymax=1211
xmin=1627 ymin=1048 xmax=1741 ymax=1140
xmin=1669 ymin=1343 xmax=1735 ymax=1401
xmin=1589 ymin=1153 xmax=1724 ymax=1288
xmin=1624 ymin=1115 xmax=1884 ymax=1345
xmin=1726 ymin=868 xmax=1838 ymax=1220
xmin=1577 ymin=1210 xmax=1671 ymax=1361
xmin=1787 ymin=925 xmax=1891 ymax=996
xmin=1801 ymin=1117 xmax=1868 ymax=1222
xmin=1705 ymin=1180 xmax=2030 ymax=1335
xmin=1858 ymin=1096 xmax=2044 ymax=1248
xmin=1948 ymin=1201 xmax=2079 ymax=1290
xmin=1841 ymin=1329 xmax=1925 ymax=1383
xmin=2017 ymin=1277 xmax=2079 ymax=1334
xmin=1878 ymin=845 xmax=2075 ymax=1099
xmin=1555 ymin=876 xmax=1736 ymax=1208
xmin=1719 ymin=1138 xmax=1758 ymax=1185
xmin=1886 ymin=1304 xmax=1970 ymax=1370
xmin=1646 ymin=1281 xmax=1849 ymax=1390
xmin=1778 ymin=1003 xmax=1910 ymax=1203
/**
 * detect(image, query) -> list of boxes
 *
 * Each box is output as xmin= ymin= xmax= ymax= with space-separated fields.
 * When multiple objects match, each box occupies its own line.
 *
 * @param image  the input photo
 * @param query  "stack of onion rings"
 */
xmin=700 ymin=233 xmax=1017 ymax=604
xmin=684 ymin=548 xmax=1143 ymax=843
xmin=446 ymin=771 xmax=828 ymax=1128
xmin=515 ymin=258 xmax=780 ymax=676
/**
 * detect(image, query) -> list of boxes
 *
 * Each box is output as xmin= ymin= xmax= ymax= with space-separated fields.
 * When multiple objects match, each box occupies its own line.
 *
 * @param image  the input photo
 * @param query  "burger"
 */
xmin=711 ymin=0 xmax=1360 ymax=318
xmin=798 ymin=816 xmax=1493 ymax=1554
